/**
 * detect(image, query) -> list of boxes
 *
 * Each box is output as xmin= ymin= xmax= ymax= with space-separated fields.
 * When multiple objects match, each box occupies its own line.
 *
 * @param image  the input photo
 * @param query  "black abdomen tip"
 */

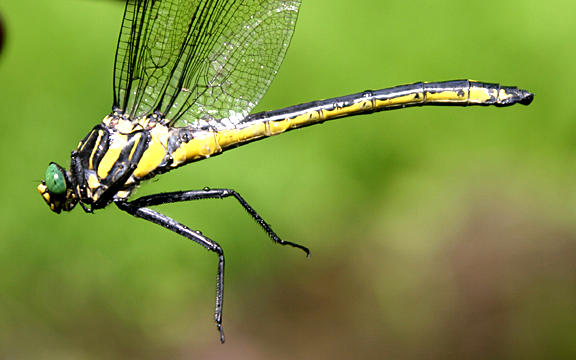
xmin=497 ymin=87 xmax=535 ymax=107
xmin=519 ymin=90 xmax=534 ymax=105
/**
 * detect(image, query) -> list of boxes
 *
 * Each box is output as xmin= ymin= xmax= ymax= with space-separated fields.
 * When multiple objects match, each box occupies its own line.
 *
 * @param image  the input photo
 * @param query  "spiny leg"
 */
xmin=128 ymin=188 xmax=310 ymax=256
xmin=115 ymin=200 xmax=226 ymax=343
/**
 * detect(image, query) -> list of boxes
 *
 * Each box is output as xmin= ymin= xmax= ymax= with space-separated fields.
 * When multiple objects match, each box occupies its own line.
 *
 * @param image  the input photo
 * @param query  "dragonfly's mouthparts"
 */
xmin=37 ymin=182 xmax=78 ymax=214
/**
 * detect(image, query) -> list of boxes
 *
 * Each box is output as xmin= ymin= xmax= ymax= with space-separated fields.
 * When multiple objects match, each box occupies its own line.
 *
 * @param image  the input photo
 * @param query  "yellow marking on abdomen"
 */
xmin=276 ymin=111 xmax=323 ymax=129
xmin=218 ymin=122 xmax=267 ymax=146
xmin=425 ymin=89 xmax=468 ymax=103
xmin=497 ymin=88 xmax=517 ymax=103
xmin=320 ymin=99 xmax=374 ymax=119
xmin=171 ymin=131 xmax=222 ymax=167
xmin=468 ymin=86 xmax=495 ymax=104
xmin=170 ymin=113 xmax=327 ymax=166
xmin=211 ymin=112 xmax=326 ymax=152
xmin=373 ymin=93 xmax=423 ymax=108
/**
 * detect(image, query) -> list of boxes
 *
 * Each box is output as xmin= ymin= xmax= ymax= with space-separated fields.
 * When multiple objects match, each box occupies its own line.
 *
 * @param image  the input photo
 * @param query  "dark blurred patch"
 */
xmin=0 ymin=14 xmax=4 ymax=57
xmin=444 ymin=198 xmax=576 ymax=360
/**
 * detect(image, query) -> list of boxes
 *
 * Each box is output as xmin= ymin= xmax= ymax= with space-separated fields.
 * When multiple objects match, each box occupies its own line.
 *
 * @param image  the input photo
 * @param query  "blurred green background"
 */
xmin=1 ymin=0 xmax=575 ymax=359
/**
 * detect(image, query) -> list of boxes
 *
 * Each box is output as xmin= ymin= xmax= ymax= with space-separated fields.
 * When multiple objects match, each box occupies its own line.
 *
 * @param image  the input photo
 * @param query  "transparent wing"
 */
xmin=113 ymin=0 xmax=300 ymax=129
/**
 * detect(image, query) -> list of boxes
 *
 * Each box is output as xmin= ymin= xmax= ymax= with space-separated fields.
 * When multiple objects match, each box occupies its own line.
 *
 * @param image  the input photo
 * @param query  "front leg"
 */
xmin=115 ymin=200 xmax=226 ymax=343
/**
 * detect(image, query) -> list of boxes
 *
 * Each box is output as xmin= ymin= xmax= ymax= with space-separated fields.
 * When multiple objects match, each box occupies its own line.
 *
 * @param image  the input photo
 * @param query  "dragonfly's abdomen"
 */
xmin=150 ymin=80 xmax=534 ymax=172
xmin=240 ymin=80 xmax=533 ymax=133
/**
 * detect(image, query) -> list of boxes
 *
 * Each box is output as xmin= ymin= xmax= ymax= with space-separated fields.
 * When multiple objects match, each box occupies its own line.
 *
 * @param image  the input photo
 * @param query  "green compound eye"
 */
xmin=45 ymin=163 xmax=66 ymax=194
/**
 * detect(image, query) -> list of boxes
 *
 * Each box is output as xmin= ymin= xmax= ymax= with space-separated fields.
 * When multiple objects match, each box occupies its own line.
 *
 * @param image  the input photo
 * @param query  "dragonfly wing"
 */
xmin=113 ymin=0 xmax=301 ymax=130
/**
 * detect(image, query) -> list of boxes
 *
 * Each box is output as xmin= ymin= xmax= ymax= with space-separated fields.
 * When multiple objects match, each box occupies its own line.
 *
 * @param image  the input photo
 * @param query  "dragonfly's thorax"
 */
xmin=69 ymin=112 xmax=225 ymax=210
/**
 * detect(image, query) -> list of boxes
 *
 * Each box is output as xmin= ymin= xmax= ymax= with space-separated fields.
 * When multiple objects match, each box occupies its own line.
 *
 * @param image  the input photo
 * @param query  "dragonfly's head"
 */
xmin=37 ymin=162 xmax=78 ymax=214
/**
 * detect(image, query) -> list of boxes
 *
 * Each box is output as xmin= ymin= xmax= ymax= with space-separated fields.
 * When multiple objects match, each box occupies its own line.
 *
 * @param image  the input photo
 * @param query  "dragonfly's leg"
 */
xmin=128 ymin=188 xmax=310 ymax=256
xmin=115 ymin=200 xmax=226 ymax=343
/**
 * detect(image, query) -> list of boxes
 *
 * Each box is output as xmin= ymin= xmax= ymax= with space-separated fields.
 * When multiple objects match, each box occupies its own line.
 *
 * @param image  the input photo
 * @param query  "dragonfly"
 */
xmin=37 ymin=0 xmax=533 ymax=343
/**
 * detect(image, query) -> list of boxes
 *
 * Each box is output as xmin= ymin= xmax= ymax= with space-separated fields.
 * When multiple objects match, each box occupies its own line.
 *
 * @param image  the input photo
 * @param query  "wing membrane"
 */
xmin=113 ymin=0 xmax=300 ymax=129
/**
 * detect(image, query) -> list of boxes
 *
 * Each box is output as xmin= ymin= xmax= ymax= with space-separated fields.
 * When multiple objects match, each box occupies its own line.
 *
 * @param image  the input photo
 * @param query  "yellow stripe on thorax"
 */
xmin=96 ymin=119 xmax=132 ymax=179
xmin=88 ymin=130 xmax=104 ymax=170
xmin=97 ymin=135 xmax=126 ymax=179
xmin=133 ymin=124 xmax=170 ymax=178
